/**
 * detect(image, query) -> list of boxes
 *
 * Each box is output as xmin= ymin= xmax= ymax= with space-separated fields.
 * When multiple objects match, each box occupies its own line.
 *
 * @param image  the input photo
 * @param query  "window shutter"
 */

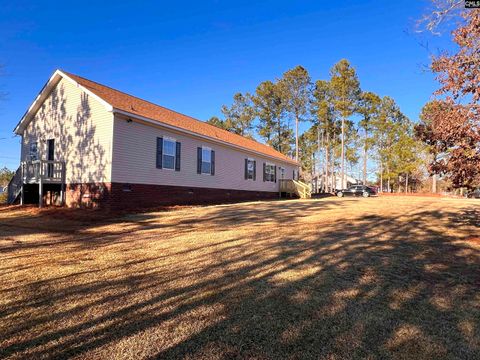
xmin=293 ymin=169 xmax=295 ymax=180
xmin=263 ymin=163 xmax=266 ymax=182
xmin=253 ymin=161 xmax=256 ymax=181
xmin=197 ymin=147 xmax=202 ymax=174
xmin=175 ymin=142 xmax=181 ymax=171
xmin=274 ymin=165 xmax=277 ymax=183
xmin=211 ymin=150 xmax=215 ymax=175
xmin=244 ymin=159 xmax=248 ymax=179
xmin=156 ymin=137 xmax=163 ymax=169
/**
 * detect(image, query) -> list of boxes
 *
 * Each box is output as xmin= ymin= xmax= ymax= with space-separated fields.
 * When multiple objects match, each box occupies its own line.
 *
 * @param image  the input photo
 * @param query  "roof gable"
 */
xmin=13 ymin=70 xmax=113 ymax=134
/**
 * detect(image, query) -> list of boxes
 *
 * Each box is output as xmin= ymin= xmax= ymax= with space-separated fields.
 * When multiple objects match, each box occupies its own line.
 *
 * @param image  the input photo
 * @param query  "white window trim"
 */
xmin=201 ymin=146 xmax=212 ymax=175
xmin=162 ymin=137 xmax=176 ymax=171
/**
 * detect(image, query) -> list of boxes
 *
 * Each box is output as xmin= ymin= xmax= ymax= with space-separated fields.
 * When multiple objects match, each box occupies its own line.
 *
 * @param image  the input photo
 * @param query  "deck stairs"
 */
xmin=7 ymin=166 xmax=22 ymax=204
xmin=279 ymin=179 xmax=312 ymax=199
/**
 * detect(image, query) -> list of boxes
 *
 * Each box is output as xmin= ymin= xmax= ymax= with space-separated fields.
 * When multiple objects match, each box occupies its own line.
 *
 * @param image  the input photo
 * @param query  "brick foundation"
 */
xmin=66 ymin=183 xmax=111 ymax=208
xmin=64 ymin=182 xmax=278 ymax=209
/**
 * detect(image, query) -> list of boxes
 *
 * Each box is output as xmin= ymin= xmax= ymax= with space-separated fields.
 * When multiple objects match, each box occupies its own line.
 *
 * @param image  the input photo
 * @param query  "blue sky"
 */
xmin=0 ymin=0 xmax=454 ymax=169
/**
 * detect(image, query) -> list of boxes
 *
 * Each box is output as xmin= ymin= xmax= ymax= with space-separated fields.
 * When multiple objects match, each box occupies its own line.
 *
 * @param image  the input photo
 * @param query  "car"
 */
xmin=466 ymin=189 xmax=480 ymax=199
xmin=336 ymin=185 xmax=377 ymax=198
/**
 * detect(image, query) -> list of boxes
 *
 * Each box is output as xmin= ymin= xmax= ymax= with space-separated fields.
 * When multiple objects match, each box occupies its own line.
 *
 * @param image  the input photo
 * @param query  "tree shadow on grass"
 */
xmin=0 ymin=198 xmax=354 ymax=253
xmin=0 ymin=200 xmax=479 ymax=359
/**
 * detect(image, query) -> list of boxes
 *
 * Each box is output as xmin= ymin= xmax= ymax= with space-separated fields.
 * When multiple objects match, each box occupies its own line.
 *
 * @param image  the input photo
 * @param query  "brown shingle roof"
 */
xmin=62 ymin=71 xmax=297 ymax=165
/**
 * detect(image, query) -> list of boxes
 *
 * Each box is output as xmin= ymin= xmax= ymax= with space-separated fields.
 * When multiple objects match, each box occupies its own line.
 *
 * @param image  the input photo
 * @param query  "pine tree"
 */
xmin=312 ymin=79 xmax=337 ymax=192
xmin=357 ymin=91 xmax=381 ymax=185
xmin=221 ymin=92 xmax=256 ymax=138
xmin=278 ymin=66 xmax=312 ymax=162
xmin=206 ymin=116 xmax=227 ymax=130
xmin=329 ymin=59 xmax=361 ymax=188
xmin=253 ymin=80 xmax=290 ymax=154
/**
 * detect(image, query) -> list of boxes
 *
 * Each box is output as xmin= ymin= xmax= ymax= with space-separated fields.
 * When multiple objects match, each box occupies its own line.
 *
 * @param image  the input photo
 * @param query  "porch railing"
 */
xmin=279 ymin=179 xmax=312 ymax=199
xmin=22 ymin=160 xmax=65 ymax=184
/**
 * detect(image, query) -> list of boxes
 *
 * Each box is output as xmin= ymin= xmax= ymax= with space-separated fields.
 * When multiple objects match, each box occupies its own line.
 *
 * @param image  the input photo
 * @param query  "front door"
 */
xmin=47 ymin=139 xmax=55 ymax=177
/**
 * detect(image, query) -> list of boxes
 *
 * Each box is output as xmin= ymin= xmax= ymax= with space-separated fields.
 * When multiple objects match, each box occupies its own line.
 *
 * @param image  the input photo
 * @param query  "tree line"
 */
xmin=208 ymin=60 xmax=426 ymax=192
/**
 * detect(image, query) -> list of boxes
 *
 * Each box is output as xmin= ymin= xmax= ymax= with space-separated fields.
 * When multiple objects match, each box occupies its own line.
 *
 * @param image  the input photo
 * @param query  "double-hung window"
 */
xmin=29 ymin=141 xmax=38 ymax=161
xmin=162 ymin=138 xmax=176 ymax=170
xmin=197 ymin=146 xmax=215 ymax=175
xmin=201 ymin=147 xmax=211 ymax=174
xmin=245 ymin=158 xmax=256 ymax=180
xmin=263 ymin=163 xmax=276 ymax=182
xmin=156 ymin=137 xmax=181 ymax=171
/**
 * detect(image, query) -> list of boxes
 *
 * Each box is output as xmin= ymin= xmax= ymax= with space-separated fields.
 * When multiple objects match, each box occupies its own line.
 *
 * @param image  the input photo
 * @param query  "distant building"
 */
xmin=311 ymin=173 xmax=362 ymax=193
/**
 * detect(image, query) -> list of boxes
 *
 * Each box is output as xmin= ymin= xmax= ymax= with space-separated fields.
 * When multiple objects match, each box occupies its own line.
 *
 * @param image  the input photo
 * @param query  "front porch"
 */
xmin=8 ymin=160 xmax=66 ymax=207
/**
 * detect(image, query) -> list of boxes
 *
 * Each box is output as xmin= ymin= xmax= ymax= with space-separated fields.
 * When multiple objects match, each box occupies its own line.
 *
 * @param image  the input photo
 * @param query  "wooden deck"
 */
xmin=8 ymin=160 xmax=66 ymax=207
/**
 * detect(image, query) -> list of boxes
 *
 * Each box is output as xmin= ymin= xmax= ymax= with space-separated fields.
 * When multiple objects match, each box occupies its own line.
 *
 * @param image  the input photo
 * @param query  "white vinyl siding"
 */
xmin=20 ymin=78 xmax=114 ymax=183
xmin=111 ymin=114 xmax=297 ymax=192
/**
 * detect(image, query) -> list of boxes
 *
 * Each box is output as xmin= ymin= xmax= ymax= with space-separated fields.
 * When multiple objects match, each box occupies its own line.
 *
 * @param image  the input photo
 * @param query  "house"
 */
xmin=8 ymin=70 xmax=300 ymax=208
xmin=311 ymin=173 xmax=362 ymax=193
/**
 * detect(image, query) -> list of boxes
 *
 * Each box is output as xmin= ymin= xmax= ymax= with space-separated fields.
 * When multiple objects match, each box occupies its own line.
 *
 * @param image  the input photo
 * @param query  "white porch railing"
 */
xmin=8 ymin=160 xmax=66 ymax=207
xmin=22 ymin=160 xmax=65 ymax=184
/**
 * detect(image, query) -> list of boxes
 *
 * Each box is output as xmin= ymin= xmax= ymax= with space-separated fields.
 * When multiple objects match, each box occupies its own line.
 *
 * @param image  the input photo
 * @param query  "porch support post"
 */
xmin=38 ymin=178 xmax=43 ymax=208
xmin=38 ymin=163 xmax=43 ymax=208
xmin=60 ymin=184 xmax=65 ymax=206
xmin=60 ymin=163 xmax=66 ymax=206
xmin=20 ymin=162 xmax=24 ymax=205
xmin=38 ymin=179 xmax=43 ymax=208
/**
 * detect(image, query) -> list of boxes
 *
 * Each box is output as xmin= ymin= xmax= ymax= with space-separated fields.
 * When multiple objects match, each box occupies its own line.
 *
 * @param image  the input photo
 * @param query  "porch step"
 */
xmin=279 ymin=179 xmax=312 ymax=199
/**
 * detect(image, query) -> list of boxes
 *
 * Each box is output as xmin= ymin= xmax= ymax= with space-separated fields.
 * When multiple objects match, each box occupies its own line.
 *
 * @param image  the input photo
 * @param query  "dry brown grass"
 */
xmin=0 ymin=196 xmax=479 ymax=359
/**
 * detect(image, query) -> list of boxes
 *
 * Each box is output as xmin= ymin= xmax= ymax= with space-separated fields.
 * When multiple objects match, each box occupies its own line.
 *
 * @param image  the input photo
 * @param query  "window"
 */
xmin=264 ymin=163 xmax=276 ymax=182
xmin=163 ymin=139 xmax=176 ymax=170
xmin=245 ymin=158 xmax=256 ymax=180
xmin=156 ymin=137 xmax=181 ymax=171
xmin=202 ymin=147 xmax=211 ymax=174
xmin=197 ymin=146 xmax=215 ymax=175
xmin=29 ymin=141 xmax=38 ymax=161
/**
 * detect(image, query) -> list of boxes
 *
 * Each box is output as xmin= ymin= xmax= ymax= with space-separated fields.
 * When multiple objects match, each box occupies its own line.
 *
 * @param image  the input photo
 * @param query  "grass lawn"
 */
xmin=0 ymin=196 xmax=479 ymax=359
